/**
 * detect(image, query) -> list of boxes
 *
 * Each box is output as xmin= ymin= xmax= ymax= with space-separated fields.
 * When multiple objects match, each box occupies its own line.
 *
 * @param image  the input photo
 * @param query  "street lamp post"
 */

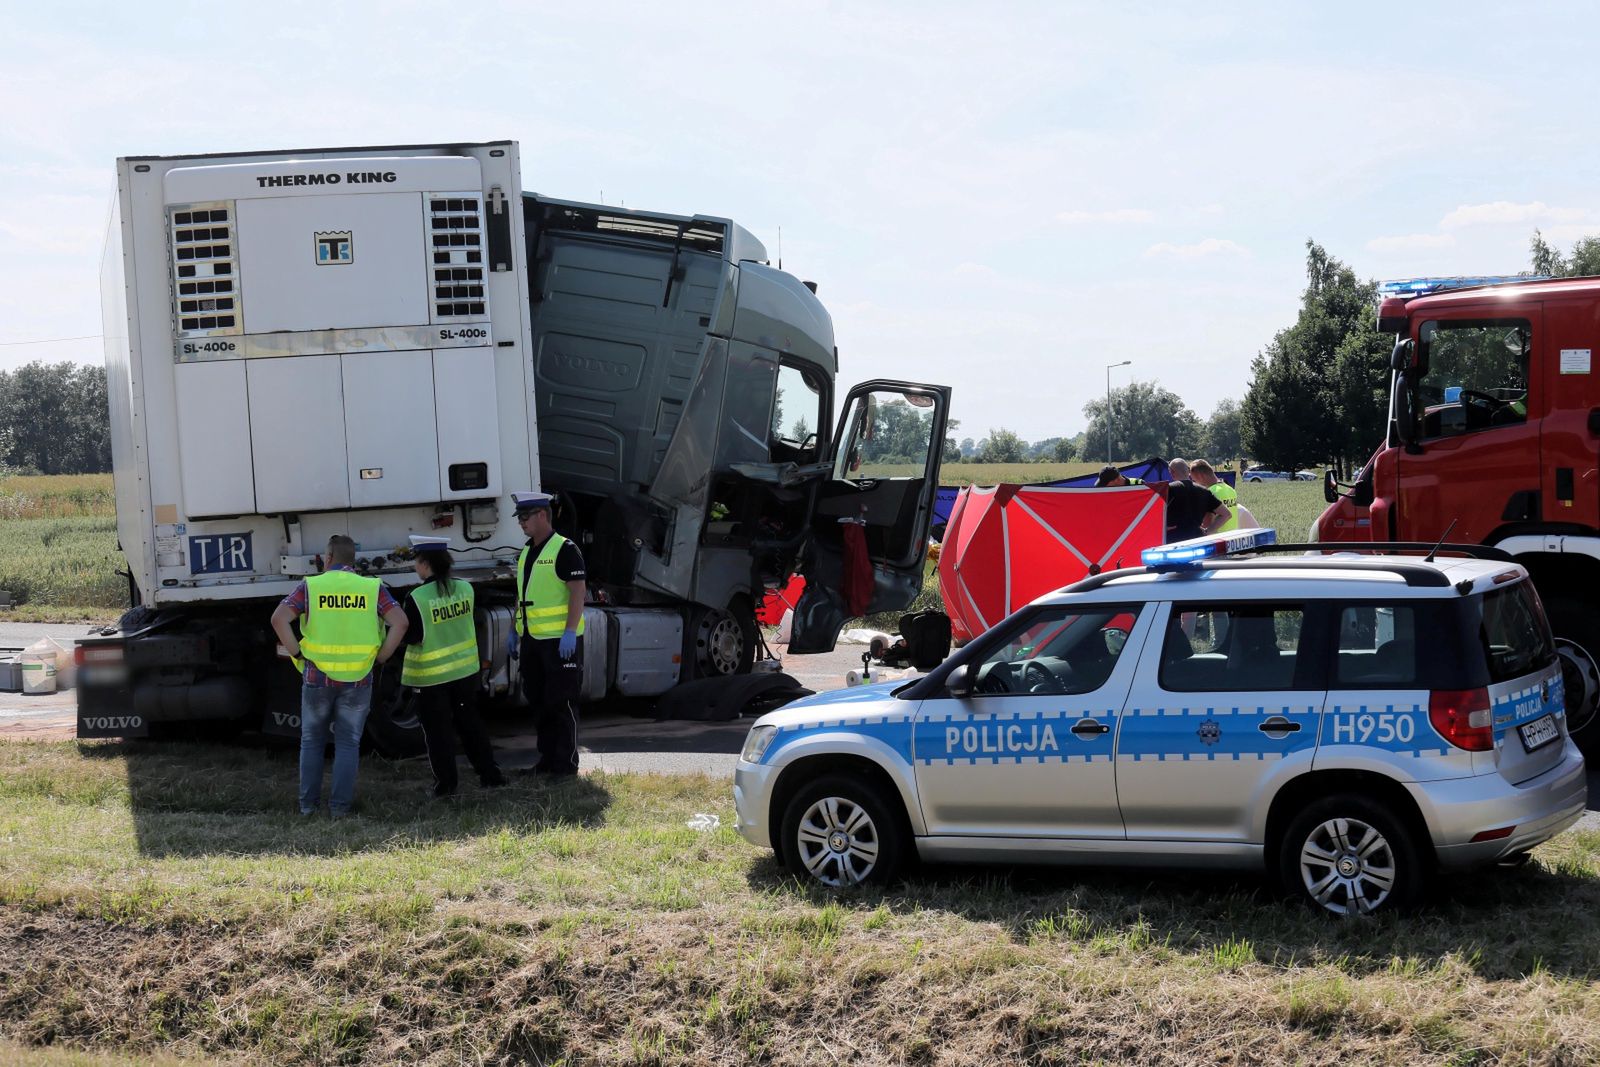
xmin=1105 ymin=360 xmax=1131 ymax=463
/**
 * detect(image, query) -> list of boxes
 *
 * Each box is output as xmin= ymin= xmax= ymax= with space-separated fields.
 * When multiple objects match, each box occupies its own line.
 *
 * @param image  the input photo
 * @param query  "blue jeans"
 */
xmin=299 ymin=685 xmax=373 ymax=815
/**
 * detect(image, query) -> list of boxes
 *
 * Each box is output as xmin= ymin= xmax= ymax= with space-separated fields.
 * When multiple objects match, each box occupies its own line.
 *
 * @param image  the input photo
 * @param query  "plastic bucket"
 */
xmin=19 ymin=649 xmax=57 ymax=695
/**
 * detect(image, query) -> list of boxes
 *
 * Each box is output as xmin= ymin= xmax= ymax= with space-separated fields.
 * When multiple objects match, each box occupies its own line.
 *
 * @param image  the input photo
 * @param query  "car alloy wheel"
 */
xmin=1297 ymin=815 xmax=1397 ymax=915
xmin=1280 ymin=794 xmax=1420 ymax=916
xmin=795 ymin=795 xmax=881 ymax=887
xmin=780 ymin=774 xmax=907 ymax=888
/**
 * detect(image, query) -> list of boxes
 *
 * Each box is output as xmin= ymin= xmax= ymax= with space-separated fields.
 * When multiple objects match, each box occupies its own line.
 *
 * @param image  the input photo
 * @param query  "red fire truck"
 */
xmin=1315 ymin=275 xmax=1600 ymax=745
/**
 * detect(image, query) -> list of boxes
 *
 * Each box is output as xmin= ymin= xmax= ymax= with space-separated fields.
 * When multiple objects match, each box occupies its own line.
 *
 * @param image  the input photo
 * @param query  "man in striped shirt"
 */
xmin=271 ymin=535 xmax=408 ymax=816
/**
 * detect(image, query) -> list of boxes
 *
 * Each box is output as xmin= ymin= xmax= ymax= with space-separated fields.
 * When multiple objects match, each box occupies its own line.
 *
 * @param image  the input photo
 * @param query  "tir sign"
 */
xmin=314 ymin=231 xmax=353 ymax=265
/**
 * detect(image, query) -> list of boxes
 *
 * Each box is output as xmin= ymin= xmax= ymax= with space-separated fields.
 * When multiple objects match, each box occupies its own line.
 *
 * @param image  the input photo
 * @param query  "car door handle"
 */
xmin=1070 ymin=718 xmax=1111 ymax=737
xmin=1257 ymin=716 xmax=1302 ymax=735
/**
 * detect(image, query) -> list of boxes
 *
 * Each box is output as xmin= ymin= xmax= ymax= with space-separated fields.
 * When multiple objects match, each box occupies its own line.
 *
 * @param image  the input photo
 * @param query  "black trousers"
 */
xmin=520 ymin=635 xmax=583 ymax=775
xmin=414 ymin=674 xmax=503 ymax=794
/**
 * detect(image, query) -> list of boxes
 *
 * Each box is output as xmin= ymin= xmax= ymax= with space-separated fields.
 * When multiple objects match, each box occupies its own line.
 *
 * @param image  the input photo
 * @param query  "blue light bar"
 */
xmin=1378 ymin=275 xmax=1547 ymax=298
xmin=1142 ymin=528 xmax=1278 ymax=571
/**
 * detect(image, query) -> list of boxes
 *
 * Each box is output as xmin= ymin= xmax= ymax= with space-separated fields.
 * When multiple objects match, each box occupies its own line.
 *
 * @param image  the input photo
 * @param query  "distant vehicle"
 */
xmin=1244 ymin=467 xmax=1316 ymax=483
xmin=734 ymin=530 xmax=1586 ymax=914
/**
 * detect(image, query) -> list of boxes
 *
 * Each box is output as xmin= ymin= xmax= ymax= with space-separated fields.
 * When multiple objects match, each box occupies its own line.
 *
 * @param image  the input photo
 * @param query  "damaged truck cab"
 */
xmin=79 ymin=140 xmax=948 ymax=748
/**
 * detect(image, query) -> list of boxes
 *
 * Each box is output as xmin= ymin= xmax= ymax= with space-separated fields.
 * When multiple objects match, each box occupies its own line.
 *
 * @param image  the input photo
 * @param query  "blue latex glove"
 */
xmin=558 ymin=629 xmax=577 ymax=661
xmin=505 ymin=629 xmax=519 ymax=662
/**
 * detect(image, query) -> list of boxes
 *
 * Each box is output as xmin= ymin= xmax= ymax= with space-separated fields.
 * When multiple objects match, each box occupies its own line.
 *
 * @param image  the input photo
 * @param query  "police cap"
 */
xmin=512 ymin=491 xmax=554 ymax=514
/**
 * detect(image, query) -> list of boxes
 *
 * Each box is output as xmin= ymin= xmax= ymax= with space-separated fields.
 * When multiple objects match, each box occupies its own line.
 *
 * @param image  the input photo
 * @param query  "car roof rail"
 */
xmin=1253 ymin=541 xmax=1514 ymax=563
xmin=1065 ymin=556 xmax=1456 ymax=592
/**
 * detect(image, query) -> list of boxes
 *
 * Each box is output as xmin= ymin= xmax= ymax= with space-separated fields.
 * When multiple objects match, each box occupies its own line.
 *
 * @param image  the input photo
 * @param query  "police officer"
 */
xmin=270 ymin=535 xmax=408 ymax=817
xmin=1094 ymin=464 xmax=1143 ymax=488
xmin=506 ymin=492 xmax=587 ymax=777
xmin=1189 ymin=460 xmax=1238 ymax=533
xmin=402 ymin=535 xmax=505 ymax=798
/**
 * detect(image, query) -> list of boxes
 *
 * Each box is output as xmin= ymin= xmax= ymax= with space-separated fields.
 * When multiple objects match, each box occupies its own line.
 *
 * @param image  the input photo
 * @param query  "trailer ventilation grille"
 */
xmin=169 ymin=202 xmax=242 ymax=338
xmin=428 ymin=195 xmax=488 ymax=320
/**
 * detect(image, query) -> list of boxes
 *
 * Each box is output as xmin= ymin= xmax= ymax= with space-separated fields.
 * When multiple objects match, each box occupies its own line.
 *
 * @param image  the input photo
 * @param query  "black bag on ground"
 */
xmin=898 ymin=611 xmax=952 ymax=670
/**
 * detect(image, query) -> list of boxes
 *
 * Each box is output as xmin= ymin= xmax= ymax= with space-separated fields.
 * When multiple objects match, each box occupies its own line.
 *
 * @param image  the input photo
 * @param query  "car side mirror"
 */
xmin=1323 ymin=469 xmax=1338 ymax=504
xmin=946 ymin=663 xmax=973 ymax=698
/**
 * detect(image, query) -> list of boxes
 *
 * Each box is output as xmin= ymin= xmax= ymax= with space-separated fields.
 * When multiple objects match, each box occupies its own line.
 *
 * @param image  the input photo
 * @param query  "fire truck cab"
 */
xmin=1316 ymin=275 xmax=1600 ymax=744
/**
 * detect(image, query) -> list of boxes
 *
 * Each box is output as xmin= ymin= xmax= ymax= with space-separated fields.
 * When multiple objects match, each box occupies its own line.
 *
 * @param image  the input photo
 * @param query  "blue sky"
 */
xmin=4 ymin=1 xmax=1600 ymax=443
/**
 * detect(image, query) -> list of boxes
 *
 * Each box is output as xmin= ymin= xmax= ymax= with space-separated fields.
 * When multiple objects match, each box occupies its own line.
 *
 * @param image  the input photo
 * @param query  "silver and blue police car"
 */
xmin=735 ymin=530 xmax=1587 ymax=914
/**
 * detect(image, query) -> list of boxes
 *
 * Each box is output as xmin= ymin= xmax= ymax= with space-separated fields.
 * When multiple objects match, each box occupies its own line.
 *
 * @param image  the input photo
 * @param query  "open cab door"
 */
xmin=788 ymin=380 xmax=952 ymax=652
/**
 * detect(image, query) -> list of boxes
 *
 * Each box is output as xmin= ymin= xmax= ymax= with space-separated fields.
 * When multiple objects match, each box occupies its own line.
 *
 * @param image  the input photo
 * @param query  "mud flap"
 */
xmin=261 ymin=707 xmax=302 ymax=738
xmin=76 ymin=711 xmax=150 ymax=739
xmin=653 ymin=672 xmax=813 ymax=721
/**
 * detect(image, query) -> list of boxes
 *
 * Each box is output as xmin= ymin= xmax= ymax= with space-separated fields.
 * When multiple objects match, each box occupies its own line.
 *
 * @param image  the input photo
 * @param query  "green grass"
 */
xmin=0 ymin=474 xmax=122 ymax=619
xmin=0 ymin=515 xmax=125 ymax=611
xmin=1 ymin=741 xmax=1599 ymax=1065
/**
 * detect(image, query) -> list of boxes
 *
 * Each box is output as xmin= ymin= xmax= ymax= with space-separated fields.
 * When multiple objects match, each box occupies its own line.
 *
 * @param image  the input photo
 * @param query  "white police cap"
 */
xmin=408 ymin=534 xmax=451 ymax=550
xmin=512 ymin=491 xmax=554 ymax=512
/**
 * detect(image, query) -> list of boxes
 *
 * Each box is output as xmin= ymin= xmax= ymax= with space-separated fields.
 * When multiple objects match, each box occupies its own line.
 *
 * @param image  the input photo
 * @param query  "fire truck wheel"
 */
xmin=1545 ymin=595 xmax=1600 ymax=751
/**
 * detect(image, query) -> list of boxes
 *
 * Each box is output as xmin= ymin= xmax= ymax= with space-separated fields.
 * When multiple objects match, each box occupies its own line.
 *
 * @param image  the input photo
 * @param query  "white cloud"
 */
xmin=1143 ymin=238 xmax=1248 ymax=260
xmin=1535 ymin=223 xmax=1600 ymax=246
xmin=1056 ymin=208 xmax=1155 ymax=225
xmin=1366 ymin=233 xmax=1455 ymax=254
xmin=1439 ymin=201 xmax=1589 ymax=229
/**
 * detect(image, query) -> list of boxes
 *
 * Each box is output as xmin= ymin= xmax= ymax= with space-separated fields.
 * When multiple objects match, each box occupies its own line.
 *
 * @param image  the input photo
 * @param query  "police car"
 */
xmin=734 ymin=530 xmax=1587 ymax=914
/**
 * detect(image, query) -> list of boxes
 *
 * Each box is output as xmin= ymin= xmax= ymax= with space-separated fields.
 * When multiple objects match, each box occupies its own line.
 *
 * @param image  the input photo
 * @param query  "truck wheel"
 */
xmin=363 ymin=659 xmax=426 ymax=757
xmin=687 ymin=599 xmax=755 ymax=679
xmin=779 ymin=774 xmax=908 ymax=888
xmin=1543 ymin=595 xmax=1600 ymax=749
xmin=1278 ymin=794 xmax=1422 ymax=916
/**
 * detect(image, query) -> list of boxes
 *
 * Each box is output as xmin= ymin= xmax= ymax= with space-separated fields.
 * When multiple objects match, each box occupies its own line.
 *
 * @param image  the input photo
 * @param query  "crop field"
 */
xmin=0 ymin=475 xmax=123 ymax=618
xmin=1 ymin=741 xmax=1598 ymax=1065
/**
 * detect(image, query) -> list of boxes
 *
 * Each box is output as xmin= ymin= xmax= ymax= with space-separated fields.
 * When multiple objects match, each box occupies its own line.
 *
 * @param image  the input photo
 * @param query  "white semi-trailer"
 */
xmin=79 ymin=140 xmax=949 ymax=750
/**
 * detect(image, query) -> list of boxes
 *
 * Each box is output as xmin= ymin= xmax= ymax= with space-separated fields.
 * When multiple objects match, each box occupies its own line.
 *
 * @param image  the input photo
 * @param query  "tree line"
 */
xmin=0 ymin=361 xmax=113 ymax=475
xmin=955 ymin=390 xmax=1242 ymax=466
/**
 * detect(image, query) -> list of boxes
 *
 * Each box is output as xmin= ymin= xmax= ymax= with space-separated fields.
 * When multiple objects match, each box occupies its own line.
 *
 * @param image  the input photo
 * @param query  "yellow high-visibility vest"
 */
xmin=401 ymin=578 xmax=479 ymax=687
xmin=1209 ymin=481 xmax=1239 ymax=533
xmin=515 ymin=534 xmax=585 ymax=640
xmin=300 ymin=570 xmax=384 ymax=682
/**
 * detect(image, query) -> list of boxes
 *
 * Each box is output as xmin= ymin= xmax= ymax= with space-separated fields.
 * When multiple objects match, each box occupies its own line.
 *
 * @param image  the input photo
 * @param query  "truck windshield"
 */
xmin=1416 ymin=319 xmax=1531 ymax=437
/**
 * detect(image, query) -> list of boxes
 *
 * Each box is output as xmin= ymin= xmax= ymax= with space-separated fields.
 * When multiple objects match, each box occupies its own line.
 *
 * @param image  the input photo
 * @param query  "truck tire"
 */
xmin=1278 ymin=794 xmax=1422 ymax=916
xmin=1544 ymin=594 xmax=1600 ymax=751
xmin=686 ymin=598 xmax=756 ymax=679
xmin=117 ymin=605 xmax=160 ymax=633
xmin=779 ymin=773 xmax=909 ymax=888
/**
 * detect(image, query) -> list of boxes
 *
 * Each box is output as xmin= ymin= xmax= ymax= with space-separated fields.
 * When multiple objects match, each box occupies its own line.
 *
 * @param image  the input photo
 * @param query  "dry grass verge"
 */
xmin=1 ymin=740 xmax=1598 ymax=1064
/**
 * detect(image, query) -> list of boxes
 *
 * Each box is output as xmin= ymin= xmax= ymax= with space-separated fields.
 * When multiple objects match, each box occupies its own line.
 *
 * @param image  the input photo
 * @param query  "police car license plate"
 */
xmin=1519 ymin=714 xmax=1559 ymax=753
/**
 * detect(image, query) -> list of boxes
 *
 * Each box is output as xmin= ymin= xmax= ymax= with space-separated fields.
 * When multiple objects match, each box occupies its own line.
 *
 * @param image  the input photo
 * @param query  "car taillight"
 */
xmin=75 ymin=644 xmax=124 ymax=667
xmin=1429 ymin=687 xmax=1493 ymax=751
